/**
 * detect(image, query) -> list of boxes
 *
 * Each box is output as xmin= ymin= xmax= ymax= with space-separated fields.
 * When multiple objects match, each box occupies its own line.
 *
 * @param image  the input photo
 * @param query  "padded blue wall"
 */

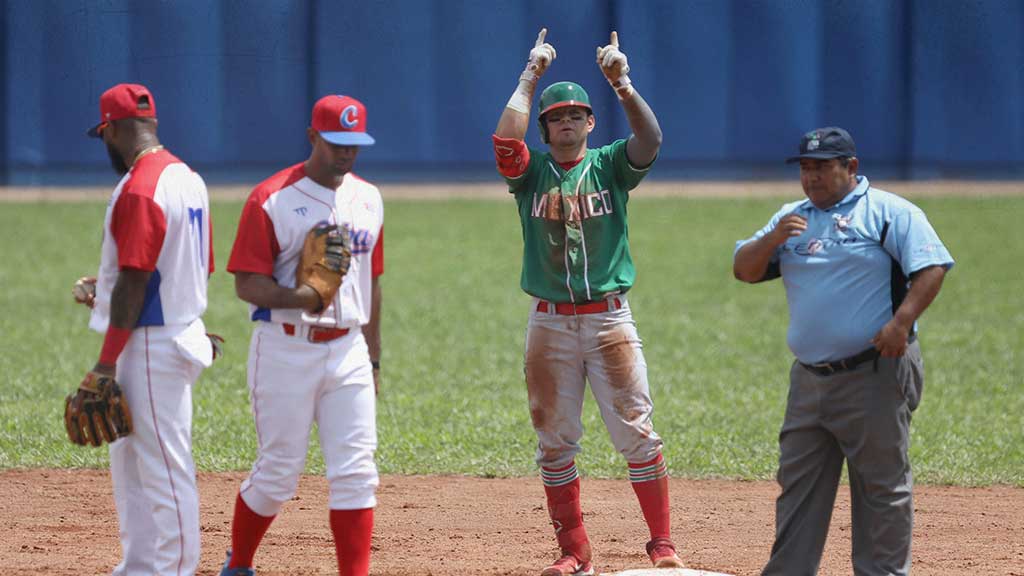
xmin=3 ymin=0 xmax=1022 ymax=183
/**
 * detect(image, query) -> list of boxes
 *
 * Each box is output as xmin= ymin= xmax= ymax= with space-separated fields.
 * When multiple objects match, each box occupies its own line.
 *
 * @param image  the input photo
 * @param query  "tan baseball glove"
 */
xmin=296 ymin=224 xmax=352 ymax=313
xmin=64 ymin=371 xmax=133 ymax=447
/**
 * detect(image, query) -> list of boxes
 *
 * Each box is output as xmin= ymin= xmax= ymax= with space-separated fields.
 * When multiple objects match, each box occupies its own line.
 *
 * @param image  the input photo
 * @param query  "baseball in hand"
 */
xmin=73 ymin=277 xmax=96 ymax=307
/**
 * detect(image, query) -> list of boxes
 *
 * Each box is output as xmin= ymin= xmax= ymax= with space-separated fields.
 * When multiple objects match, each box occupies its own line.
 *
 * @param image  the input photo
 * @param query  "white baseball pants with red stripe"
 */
xmin=110 ymin=320 xmax=211 ymax=576
xmin=238 ymin=322 xmax=378 ymax=517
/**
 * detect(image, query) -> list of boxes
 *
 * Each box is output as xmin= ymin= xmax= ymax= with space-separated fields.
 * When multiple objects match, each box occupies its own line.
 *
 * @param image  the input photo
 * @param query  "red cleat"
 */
xmin=646 ymin=537 xmax=685 ymax=568
xmin=540 ymin=553 xmax=595 ymax=576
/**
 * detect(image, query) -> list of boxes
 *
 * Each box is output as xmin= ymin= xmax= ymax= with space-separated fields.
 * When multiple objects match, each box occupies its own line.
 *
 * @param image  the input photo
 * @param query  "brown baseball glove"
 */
xmin=64 ymin=371 xmax=133 ymax=447
xmin=296 ymin=223 xmax=352 ymax=313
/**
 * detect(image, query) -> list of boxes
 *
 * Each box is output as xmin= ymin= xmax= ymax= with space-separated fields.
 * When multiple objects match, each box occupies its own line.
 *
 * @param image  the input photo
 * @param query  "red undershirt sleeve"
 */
xmin=207 ymin=215 xmax=215 ymax=275
xmin=371 ymin=226 xmax=384 ymax=277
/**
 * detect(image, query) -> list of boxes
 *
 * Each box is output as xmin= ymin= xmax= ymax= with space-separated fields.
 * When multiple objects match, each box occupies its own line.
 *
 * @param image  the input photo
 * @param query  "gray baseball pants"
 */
xmin=762 ymin=340 xmax=924 ymax=576
xmin=524 ymin=296 xmax=663 ymax=469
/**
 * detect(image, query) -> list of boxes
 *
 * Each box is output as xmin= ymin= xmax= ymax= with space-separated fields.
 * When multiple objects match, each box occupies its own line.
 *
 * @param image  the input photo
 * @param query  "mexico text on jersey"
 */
xmin=503 ymin=139 xmax=652 ymax=303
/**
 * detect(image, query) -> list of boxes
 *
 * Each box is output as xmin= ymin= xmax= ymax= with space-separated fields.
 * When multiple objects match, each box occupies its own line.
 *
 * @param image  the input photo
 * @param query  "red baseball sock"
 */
xmin=329 ymin=508 xmax=374 ymax=576
xmin=629 ymin=453 xmax=671 ymax=540
xmin=229 ymin=492 xmax=276 ymax=568
xmin=542 ymin=461 xmax=590 ymax=560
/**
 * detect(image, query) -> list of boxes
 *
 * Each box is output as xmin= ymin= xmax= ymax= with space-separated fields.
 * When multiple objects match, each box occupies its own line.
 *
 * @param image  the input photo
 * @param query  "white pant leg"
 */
xmin=111 ymin=326 xmax=202 ymax=576
xmin=319 ymin=330 xmax=378 ymax=509
xmin=239 ymin=323 xmax=322 ymax=516
xmin=525 ymin=300 xmax=588 ymax=469
xmin=581 ymin=301 xmax=663 ymax=463
xmin=111 ymin=434 xmax=156 ymax=576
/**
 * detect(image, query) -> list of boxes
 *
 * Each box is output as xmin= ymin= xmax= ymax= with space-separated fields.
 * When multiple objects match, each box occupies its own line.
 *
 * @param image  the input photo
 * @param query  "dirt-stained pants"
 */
xmin=524 ymin=296 xmax=663 ymax=469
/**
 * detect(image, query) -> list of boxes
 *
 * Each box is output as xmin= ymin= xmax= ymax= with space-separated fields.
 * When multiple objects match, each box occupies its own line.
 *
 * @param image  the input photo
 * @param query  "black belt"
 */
xmin=800 ymin=347 xmax=880 ymax=376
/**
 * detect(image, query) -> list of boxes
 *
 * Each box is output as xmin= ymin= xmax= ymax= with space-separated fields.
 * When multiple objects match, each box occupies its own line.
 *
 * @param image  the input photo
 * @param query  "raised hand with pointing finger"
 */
xmin=524 ymin=28 xmax=557 ymax=83
xmin=597 ymin=31 xmax=633 ymax=98
xmin=492 ymin=23 xmax=679 ymax=576
xmin=498 ymin=27 xmax=557 ymax=125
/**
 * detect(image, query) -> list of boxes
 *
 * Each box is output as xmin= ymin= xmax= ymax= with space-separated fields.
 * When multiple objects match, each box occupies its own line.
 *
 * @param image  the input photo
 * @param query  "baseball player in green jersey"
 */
xmin=492 ymin=29 xmax=683 ymax=576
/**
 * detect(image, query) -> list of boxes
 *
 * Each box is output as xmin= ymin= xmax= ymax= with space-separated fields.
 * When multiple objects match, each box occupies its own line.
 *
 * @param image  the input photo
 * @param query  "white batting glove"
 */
xmin=596 ymin=31 xmax=633 ymax=99
xmin=522 ymin=28 xmax=557 ymax=84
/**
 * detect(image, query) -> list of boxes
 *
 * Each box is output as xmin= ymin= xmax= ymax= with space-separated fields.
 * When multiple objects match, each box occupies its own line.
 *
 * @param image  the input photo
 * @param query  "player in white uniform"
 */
xmin=220 ymin=95 xmax=384 ymax=576
xmin=76 ymin=83 xmax=215 ymax=576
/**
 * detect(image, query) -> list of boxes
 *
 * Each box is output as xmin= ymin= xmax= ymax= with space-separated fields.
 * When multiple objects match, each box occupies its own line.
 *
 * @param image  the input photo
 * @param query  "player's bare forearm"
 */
xmin=234 ymin=271 xmax=320 ymax=311
xmin=364 ymin=277 xmax=382 ymax=363
xmin=108 ymin=268 xmax=151 ymax=331
xmin=364 ymin=278 xmax=382 ymax=394
xmin=497 ymin=28 xmax=553 ymax=140
xmin=92 ymin=268 xmax=151 ymax=375
xmin=496 ymin=91 xmax=533 ymax=140
xmin=622 ymin=91 xmax=662 ymax=168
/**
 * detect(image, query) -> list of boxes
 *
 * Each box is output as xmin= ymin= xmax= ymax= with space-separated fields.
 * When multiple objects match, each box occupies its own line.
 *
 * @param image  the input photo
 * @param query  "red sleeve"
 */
xmin=371 ymin=226 xmax=384 ymax=277
xmin=492 ymin=134 xmax=530 ymax=178
xmin=227 ymin=196 xmax=279 ymax=276
xmin=111 ymin=193 xmax=166 ymax=271
xmin=207 ymin=212 xmax=215 ymax=275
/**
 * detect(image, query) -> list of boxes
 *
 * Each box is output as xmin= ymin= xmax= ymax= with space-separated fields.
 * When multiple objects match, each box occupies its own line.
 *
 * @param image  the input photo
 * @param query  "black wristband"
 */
xmin=371 ymin=360 xmax=380 ymax=370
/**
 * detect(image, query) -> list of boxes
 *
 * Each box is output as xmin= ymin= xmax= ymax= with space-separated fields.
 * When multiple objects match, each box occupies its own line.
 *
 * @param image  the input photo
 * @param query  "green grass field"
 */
xmin=1 ymin=195 xmax=1021 ymax=486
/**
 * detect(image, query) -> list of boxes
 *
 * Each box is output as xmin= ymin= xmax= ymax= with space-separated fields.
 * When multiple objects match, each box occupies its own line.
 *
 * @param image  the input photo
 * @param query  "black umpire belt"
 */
xmin=800 ymin=347 xmax=880 ymax=376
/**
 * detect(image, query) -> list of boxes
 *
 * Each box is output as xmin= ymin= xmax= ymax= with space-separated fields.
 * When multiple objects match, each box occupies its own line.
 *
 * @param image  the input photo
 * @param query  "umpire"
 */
xmin=733 ymin=127 xmax=954 ymax=576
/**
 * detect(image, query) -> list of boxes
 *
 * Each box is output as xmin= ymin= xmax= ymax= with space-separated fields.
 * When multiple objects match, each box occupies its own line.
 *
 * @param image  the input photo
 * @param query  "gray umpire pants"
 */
xmin=762 ymin=340 xmax=924 ymax=576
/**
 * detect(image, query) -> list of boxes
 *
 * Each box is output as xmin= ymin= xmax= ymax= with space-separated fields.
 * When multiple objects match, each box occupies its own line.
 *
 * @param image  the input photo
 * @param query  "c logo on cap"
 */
xmin=340 ymin=105 xmax=359 ymax=129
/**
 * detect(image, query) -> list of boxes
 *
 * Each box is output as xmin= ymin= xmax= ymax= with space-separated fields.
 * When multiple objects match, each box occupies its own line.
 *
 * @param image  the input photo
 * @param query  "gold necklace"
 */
xmin=132 ymin=145 xmax=164 ymax=164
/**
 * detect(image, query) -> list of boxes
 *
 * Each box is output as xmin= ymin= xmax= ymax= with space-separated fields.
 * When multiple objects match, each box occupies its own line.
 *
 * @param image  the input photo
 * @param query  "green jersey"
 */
xmin=504 ymin=138 xmax=653 ymax=302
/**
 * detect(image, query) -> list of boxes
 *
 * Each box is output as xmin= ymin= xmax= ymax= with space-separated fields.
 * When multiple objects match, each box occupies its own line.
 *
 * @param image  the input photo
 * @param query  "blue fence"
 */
xmin=3 ymin=0 xmax=1022 ymax=184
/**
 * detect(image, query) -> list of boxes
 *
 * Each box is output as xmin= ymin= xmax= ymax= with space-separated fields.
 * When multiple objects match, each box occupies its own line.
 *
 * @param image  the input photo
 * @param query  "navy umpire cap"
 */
xmin=786 ymin=127 xmax=856 ymax=163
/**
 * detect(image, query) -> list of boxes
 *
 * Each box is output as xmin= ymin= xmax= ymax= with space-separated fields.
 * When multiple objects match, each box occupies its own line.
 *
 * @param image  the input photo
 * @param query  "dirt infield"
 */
xmin=4 ymin=180 xmax=1021 ymax=575
xmin=1 ymin=180 xmax=1022 ymax=202
xmin=2 ymin=469 xmax=1021 ymax=575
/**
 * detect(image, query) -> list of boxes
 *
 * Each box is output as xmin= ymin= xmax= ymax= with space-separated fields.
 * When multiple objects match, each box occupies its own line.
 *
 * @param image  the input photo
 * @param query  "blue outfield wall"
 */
xmin=2 ymin=0 xmax=1023 ymax=185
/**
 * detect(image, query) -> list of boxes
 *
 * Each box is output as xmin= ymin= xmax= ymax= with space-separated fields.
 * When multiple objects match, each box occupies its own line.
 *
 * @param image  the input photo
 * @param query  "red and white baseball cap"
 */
xmin=87 ymin=83 xmax=157 ymax=138
xmin=312 ymin=95 xmax=375 ymax=146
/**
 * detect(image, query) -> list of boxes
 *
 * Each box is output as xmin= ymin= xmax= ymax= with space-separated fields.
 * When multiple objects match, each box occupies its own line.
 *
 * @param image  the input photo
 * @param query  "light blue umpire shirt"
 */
xmin=734 ymin=175 xmax=954 ymax=364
